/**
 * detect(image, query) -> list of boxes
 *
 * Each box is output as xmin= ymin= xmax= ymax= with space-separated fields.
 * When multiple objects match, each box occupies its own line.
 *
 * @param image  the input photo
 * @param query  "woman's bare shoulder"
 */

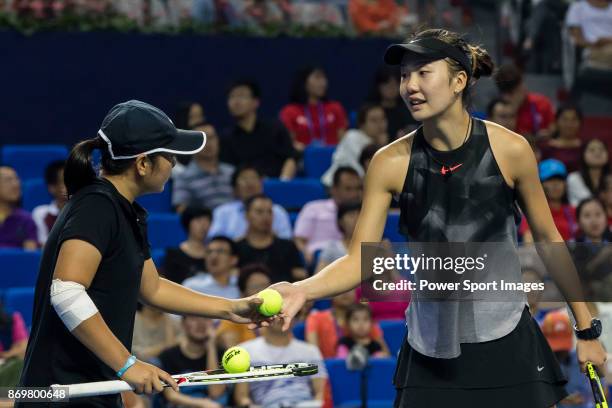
xmin=368 ymin=130 xmax=416 ymax=193
xmin=484 ymin=120 xmax=532 ymax=158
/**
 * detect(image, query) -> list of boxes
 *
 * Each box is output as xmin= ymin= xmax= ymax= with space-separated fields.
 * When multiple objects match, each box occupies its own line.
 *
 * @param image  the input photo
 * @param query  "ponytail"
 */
xmin=64 ymin=136 xmax=104 ymax=197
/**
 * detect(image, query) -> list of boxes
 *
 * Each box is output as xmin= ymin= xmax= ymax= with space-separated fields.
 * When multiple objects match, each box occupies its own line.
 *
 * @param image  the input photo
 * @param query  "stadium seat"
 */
xmin=312 ymin=299 xmax=332 ymax=310
xmin=263 ymin=178 xmax=326 ymax=211
xmin=379 ymin=320 xmax=407 ymax=357
xmin=151 ymin=248 xmax=166 ymax=267
xmin=1 ymin=145 xmax=68 ymax=181
xmin=383 ymin=213 xmax=404 ymax=242
xmin=293 ymin=321 xmax=305 ymax=341
xmin=22 ymin=178 xmax=51 ymax=211
xmin=0 ymin=249 xmax=41 ymax=289
xmin=147 ymin=213 xmax=185 ymax=249
xmin=303 ymin=146 xmax=335 ymax=178
xmin=136 ymin=179 xmax=173 ymax=213
xmin=4 ymin=287 xmax=35 ymax=328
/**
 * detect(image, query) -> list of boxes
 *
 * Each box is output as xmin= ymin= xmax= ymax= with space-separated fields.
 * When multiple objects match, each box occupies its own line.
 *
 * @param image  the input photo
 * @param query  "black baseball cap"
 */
xmin=98 ymin=100 xmax=206 ymax=159
xmin=384 ymin=37 xmax=472 ymax=78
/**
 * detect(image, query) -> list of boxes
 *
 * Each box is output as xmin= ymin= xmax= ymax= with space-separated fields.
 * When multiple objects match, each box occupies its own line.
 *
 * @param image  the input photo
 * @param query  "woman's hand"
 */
xmin=576 ymin=339 xmax=607 ymax=374
xmin=228 ymin=296 xmax=272 ymax=326
xmin=267 ymin=282 xmax=308 ymax=331
xmin=121 ymin=360 xmax=178 ymax=395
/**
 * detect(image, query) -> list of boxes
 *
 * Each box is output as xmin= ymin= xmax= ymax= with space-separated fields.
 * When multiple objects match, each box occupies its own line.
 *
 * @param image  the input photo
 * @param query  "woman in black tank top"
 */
xmin=272 ymin=29 xmax=606 ymax=408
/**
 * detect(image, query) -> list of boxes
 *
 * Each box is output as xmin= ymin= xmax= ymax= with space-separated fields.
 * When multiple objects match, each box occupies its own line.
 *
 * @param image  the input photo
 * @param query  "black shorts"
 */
xmin=393 ymin=306 xmax=569 ymax=408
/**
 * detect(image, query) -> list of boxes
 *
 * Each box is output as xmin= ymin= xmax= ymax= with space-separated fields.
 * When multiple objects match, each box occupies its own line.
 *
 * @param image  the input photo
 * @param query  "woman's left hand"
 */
xmin=576 ymin=339 xmax=607 ymax=374
xmin=227 ymin=296 xmax=274 ymax=327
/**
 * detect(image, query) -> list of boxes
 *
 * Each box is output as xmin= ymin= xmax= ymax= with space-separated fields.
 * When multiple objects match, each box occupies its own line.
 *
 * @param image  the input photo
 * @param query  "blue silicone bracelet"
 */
xmin=117 ymin=355 xmax=137 ymax=378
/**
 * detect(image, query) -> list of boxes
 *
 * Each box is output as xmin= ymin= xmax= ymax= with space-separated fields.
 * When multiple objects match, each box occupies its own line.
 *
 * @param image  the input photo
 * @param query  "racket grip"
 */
xmin=52 ymin=380 xmax=134 ymax=398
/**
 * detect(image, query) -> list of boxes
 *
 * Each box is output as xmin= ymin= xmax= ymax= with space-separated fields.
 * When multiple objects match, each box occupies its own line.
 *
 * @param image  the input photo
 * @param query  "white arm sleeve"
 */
xmin=50 ymin=279 xmax=99 ymax=332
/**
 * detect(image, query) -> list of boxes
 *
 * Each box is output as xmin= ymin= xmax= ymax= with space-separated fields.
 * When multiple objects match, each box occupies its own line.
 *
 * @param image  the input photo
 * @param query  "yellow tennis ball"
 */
xmin=257 ymin=288 xmax=283 ymax=316
xmin=222 ymin=346 xmax=250 ymax=373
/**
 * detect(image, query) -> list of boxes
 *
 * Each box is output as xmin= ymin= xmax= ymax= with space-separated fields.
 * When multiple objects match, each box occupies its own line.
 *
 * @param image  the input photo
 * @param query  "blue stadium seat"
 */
xmin=312 ymin=299 xmax=332 ymax=310
xmin=151 ymin=248 xmax=166 ymax=267
xmin=147 ymin=213 xmax=185 ymax=249
xmin=303 ymin=146 xmax=335 ymax=178
xmin=0 ymin=249 xmax=41 ymax=289
xmin=1 ymin=145 xmax=68 ymax=181
xmin=136 ymin=180 xmax=173 ymax=213
xmin=4 ymin=287 xmax=35 ymax=327
xmin=22 ymin=178 xmax=51 ymax=211
xmin=263 ymin=178 xmax=326 ymax=210
xmin=379 ymin=320 xmax=407 ymax=357
xmin=293 ymin=321 xmax=305 ymax=341
xmin=383 ymin=213 xmax=404 ymax=242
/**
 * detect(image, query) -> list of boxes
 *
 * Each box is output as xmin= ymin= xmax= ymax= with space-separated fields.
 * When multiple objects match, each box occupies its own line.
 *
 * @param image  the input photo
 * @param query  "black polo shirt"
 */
xmin=18 ymin=178 xmax=150 ymax=408
xmin=235 ymin=236 xmax=304 ymax=283
xmin=221 ymin=118 xmax=297 ymax=178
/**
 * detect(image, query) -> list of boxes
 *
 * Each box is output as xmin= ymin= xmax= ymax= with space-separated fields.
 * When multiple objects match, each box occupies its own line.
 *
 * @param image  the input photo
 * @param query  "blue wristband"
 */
xmin=117 ymin=355 xmax=137 ymax=378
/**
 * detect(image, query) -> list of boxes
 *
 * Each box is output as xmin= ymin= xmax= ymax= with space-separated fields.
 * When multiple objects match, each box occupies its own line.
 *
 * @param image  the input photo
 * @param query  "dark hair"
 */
xmin=345 ymin=303 xmax=372 ymax=322
xmin=44 ymin=160 xmax=66 ymax=186
xmin=289 ymin=66 xmax=328 ymax=105
xmin=174 ymin=101 xmax=203 ymax=130
xmin=366 ymin=65 xmax=400 ymax=103
xmin=579 ymin=139 xmax=610 ymax=195
xmin=486 ymin=97 xmax=509 ymax=118
xmin=180 ymin=206 xmax=212 ymax=232
xmin=356 ymin=103 xmax=384 ymax=128
xmin=227 ymin=79 xmax=261 ymax=99
xmin=238 ymin=263 xmax=272 ymax=293
xmin=493 ymin=63 xmax=523 ymax=94
xmin=208 ymin=235 xmax=238 ymax=256
xmin=244 ymin=193 xmax=272 ymax=212
xmin=556 ymin=103 xmax=583 ymax=123
xmin=333 ymin=166 xmax=360 ymax=187
xmin=231 ymin=165 xmax=262 ymax=188
xmin=359 ymin=144 xmax=378 ymax=169
xmin=337 ymin=201 xmax=362 ymax=234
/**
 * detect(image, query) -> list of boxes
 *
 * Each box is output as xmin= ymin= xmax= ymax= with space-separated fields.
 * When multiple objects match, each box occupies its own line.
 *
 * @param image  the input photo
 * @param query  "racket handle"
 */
xmin=52 ymin=380 xmax=134 ymax=398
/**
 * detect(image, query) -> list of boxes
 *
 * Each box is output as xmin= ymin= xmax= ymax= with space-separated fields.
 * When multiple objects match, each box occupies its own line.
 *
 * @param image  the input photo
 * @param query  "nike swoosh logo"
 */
xmin=537 ymin=366 xmax=544 ymax=372
xmin=450 ymin=163 xmax=463 ymax=172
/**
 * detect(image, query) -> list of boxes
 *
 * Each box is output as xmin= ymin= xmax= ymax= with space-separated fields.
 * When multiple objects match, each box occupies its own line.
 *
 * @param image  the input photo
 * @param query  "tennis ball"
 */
xmin=222 ymin=346 xmax=250 ymax=373
xmin=257 ymin=288 xmax=283 ymax=316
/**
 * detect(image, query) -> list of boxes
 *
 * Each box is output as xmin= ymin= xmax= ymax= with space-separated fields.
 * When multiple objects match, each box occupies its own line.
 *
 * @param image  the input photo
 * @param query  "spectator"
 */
xmin=183 ymin=236 xmax=241 ymax=299
xmin=321 ymin=103 xmax=389 ymax=186
xmin=567 ymin=138 xmax=610 ymax=207
xmin=336 ymin=303 xmax=390 ymax=358
xmin=172 ymin=123 xmax=235 ymax=211
xmin=305 ymin=289 xmax=388 ymax=358
xmin=366 ymin=66 xmax=419 ymax=140
xmin=290 ymin=0 xmax=344 ymax=28
xmin=0 ymin=303 xmax=28 ymax=387
xmin=348 ymin=0 xmax=401 ymax=36
xmin=294 ymin=166 xmax=362 ymax=263
xmin=32 ymin=160 xmax=67 ymax=245
xmin=159 ymin=316 xmax=227 ymax=407
xmin=222 ymin=79 xmax=297 ymax=179
xmin=486 ymin=97 xmax=517 ymax=132
xmin=522 ymin=0 xmax=568 ymax=74
xmin=540 ymin=104 xmax=584 ymax=173
xmin=315 ymin=201 xmax=361 ymax=274
xmin=132 ymin=304 xmax=178 ymax=364
xmin=216 ymin=263 xmax=272 ymax=349
xmin=493 ymin=63 xmax=555 ymax=139
xmin=566 ymin=0 xmax=612 ymax=70
xmin=601 ymin=174 xmax=612 ymax=227
xmin=162 ymin=206 xmax=211 ymax=284
xmin=233 ymin=320 xmax=327 ymax=407
xmin=235 ymin=0 xmax=285 ymax=29
xmin=174 ymin=101 xmax=205 ymax=131
xmin=0 ymin=166 xmax=37 ymax=249
xmin=236 ymin=194 xmax=307 ymax=282
xmin=280 ymin=66 xmax=349 ymax=150
xmin=576 ymin=198 xmax=610 ymax=243
xmin=521 ymin=159 xmax=577 ymax=242
xmin=207 ymin=165 xmax=292 ymax=240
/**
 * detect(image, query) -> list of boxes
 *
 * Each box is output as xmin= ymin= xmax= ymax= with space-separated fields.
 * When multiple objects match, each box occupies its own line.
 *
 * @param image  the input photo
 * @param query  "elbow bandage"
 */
xmin=50 ymin=279 xmax=99 ymax=331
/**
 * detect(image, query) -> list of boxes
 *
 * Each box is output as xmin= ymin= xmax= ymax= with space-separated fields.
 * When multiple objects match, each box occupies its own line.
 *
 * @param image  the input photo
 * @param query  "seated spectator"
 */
xmin=174 ymin=101 xmax=205 ymax=131
xmin=321 ymin=103 xmax=389 ymax=186
xmin=290 ymin=0 xmax=345 ymax=28
xmin=159 ymin=316 xmax=227 ymax=407
xmin=601 ymin=174 xmax=612 ymax=227
xmin=32 ymin=160 xmax=67 ymax=245
xmin=172 ymin=123 xmax=235 ymax=211
xmin=235 ymin=0 xmax=285 ymax=29
xmin=540 ymin=105 xmax=584 ymax=173
xmin=367 ymin=66 xmax=419 ymax=140
xmin=493 ymin=63 xmax=555 ymax=139
xmin=0 ymin=166 xmax=37 ymax=249
xmin=316 ymin=201 xmax=361 ymax=274
xmin=486 ymin=97 xmax=517 ymax=132
xmin=568 ymin=138 xmax=610 ymax=206
xmin=566 ymin=0 xmax=612 ymax=70
xmin=216 ymin=263 xmax=272 ymax=349
xmin=0 ymin=303 xmax=28 ymax=387
xmin=221 ymin=79 xmax=297 ymax=179
xmin=207 ymin=165 xmax=292 ymax=240
xmin=234 ymin=320 xmax=327 ymax=407
xmin=348 ymin=0 xmax=401 ymax=36
xmin=280 ymin=66 xmax=348 ymax=150
xmin=163 ymin=207 xmax=211 ymax=284
xmin=131 ymin=304 xmax=178 ymax=364
xmin=521 ymin=159 xmax=577 ymax=242
xmin=336 ymin=303 xmax=390 ymax=358
xmin=183 ymin=236 xmax=241 ymax=299
xmin=236 ymin=194 xmax=306 ymax=282
xmin=305 ymin=289 xmax=388 ymax=358
xmin=295 ymin=167 xmax=362 ymax=264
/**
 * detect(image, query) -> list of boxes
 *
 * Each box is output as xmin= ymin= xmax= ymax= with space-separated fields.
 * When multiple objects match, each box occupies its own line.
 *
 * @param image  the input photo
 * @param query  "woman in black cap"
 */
xmin=17 ymin=100 xmax=269 ymax=407
xmin=271 ymin=29 xmax=606 ymax=407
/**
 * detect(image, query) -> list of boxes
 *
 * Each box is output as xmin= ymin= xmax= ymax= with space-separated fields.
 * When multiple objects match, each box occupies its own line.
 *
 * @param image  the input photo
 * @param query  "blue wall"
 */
xmin=1 ymin=32 xmax=395 ymax=145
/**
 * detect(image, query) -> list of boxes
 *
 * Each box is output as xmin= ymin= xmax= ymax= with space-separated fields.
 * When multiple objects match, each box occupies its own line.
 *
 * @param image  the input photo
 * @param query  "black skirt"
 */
xmin=393 ymin=306 xmax=569 ymax=408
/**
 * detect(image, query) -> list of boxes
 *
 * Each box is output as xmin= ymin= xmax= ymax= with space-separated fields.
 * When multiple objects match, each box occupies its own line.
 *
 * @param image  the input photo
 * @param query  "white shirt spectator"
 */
xmin=207 ymin=200 xmax=292 ymax=240
xmin=567 ymin=171 xmax=593 ymax=207
xmin=32 ymin=201 xmax=60 ymax=245
xmin=321 ymin=129 xmax=371 ymax=187
xmin=566 ymin=1 xmax=612 ymax=43
xmin=182 ymin=273 xmax=241 ymax=299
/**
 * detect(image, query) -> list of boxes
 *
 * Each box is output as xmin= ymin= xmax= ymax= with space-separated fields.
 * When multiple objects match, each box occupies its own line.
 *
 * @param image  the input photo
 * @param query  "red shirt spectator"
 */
xmin=520 ymin=205 xmax=577 ymax=241
xmin=348 ymin=0 xmax=400 ymax=35
xmin=515 ymin=92 xmax=555 ymax=136
xmin=280 ymin=102 xmax=348 ymax=146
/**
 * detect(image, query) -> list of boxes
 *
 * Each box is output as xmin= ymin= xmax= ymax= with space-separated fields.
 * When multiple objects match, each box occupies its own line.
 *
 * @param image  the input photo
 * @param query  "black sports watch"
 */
xmin=574 ymin=318 xmax=603 ymax=340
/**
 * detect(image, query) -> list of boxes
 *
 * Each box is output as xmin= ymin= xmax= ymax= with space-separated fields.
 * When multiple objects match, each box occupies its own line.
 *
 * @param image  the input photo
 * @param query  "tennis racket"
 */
xmin=52 ymin=363 xmax=318 ymax=398
xmin=586 ymin=362 xmax=608 ymax=408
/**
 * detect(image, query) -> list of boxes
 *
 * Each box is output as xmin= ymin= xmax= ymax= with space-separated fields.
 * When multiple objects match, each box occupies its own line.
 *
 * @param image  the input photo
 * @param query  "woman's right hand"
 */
xmin=268 ymin=282 xmax=308 ymax=331
xmin=121 ymin=360 xmax=178 ymax=395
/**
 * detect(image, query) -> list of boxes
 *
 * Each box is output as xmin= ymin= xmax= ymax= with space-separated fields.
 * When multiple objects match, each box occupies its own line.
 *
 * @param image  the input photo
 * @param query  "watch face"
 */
xmin=593 ymin=319 xmax=603 ymax=336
